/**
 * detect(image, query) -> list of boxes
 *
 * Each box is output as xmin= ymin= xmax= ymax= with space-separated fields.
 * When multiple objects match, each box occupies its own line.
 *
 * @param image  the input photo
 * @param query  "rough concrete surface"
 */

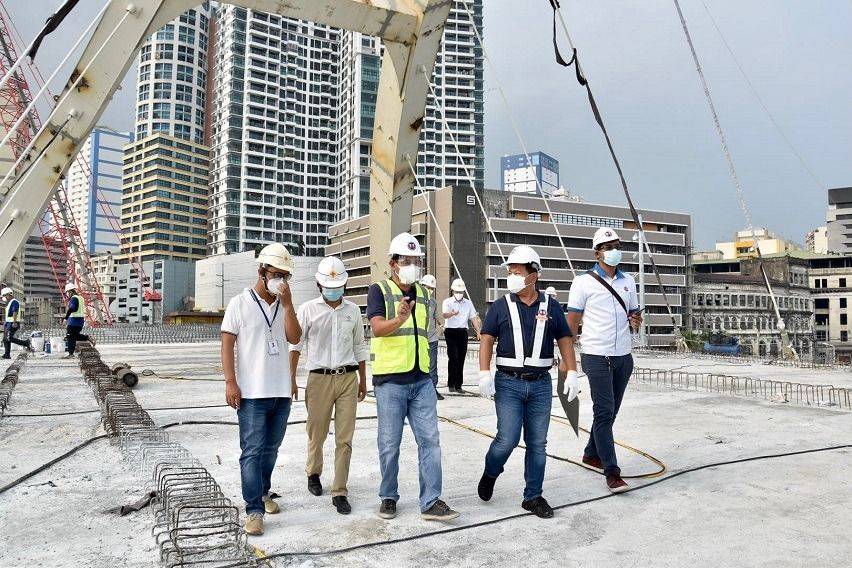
xmin=0 ymin=342 xmax=849 ymax=567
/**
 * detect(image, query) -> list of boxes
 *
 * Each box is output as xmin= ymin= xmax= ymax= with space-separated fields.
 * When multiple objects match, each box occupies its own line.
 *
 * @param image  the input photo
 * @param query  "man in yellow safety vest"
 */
xmin=63 ymin=283 xmax=89 ymax=358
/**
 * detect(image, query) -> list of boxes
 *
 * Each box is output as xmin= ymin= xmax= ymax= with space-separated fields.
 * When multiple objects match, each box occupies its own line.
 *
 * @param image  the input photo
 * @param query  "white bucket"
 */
xmin=30 ymin=331 xmax=45 ymax=352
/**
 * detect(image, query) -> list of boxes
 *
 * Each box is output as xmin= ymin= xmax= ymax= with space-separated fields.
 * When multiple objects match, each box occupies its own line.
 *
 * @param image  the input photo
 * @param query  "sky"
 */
xmin=10 ymin=1 xmax=852 ymax=249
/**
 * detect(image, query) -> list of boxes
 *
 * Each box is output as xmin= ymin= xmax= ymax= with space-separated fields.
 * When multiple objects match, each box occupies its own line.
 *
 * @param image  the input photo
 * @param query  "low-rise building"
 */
xmin=110 ymin=258 xmax=195 ymax=324
xmin=806 ymin=226 xmax=828 ymax=254
xmin=808 ymin=253 xmax=852 ymax=361
xmin=715 ymin=228 xmax=802 ymax=260
xmin=328 ymin=185 xmax=692 ymax=347
xmin=691 ymin=253 xmax=814 ymax=357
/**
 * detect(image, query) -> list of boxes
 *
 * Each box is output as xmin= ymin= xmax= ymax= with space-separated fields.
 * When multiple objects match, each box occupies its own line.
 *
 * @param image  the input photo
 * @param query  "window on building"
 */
xmin=842 ymin=331 xmax=849 ymax=342
xmin=842 ymin=298 xmax=848 ymax=309
xmin=154 ymin=63 xmax=173 ymax=80
xmin=152 ymin=102 xmax=171 ymax=120
xmin=153 ymin=82 xmax=170 ymax=99
xmin=842 ymin=314 xmax=848 ymax=326
xmin=176 ymin=64 xmax=193 ymax=83
xmin=156 ymin=24 xmax=174 ymax=41
xmin=841 ymin=278 xmax=848 ymax=288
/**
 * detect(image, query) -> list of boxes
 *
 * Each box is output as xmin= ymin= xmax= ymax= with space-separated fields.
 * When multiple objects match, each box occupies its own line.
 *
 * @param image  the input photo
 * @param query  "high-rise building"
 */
xmin=500 ymin=151 xmax=560 ymax=196
xmin=65 ymin=126 xmax=131 ymax=254
xmin=806 ymin=226 xmax=828 ymax=254
xmin=134 ymin=3 xmax=212 ymax=144
xmin=121 ymin=134 xmax=211 ymax=263
xmin=209 ymin=1 xmax=484 ymax=255
xmin=125 ymin=4 xmax=213 ymax=265
xmin=826 ymin=187 xmax=852 ymax=254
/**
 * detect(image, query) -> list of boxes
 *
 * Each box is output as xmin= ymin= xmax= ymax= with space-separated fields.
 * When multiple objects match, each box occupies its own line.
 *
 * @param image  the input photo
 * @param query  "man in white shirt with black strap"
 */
xmin=289 ymin=256 xmax=368 ymax=515
xmin=221 ymin=243 xmax=302 ymax=536
xmin=442 ymin=278 xmax=481 ymax=393
xmin=567 ymin=227 xmax=642 ymax=494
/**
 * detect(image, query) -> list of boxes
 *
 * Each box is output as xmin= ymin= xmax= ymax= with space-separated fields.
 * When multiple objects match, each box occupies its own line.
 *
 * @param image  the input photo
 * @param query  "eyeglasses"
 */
xmin=266 ymin=270 xmax=292 ymax=282
xmin=598 ymin=242 xmax=622 ymax=252
xmin=397 ymin=257 xmax=423 ymax=268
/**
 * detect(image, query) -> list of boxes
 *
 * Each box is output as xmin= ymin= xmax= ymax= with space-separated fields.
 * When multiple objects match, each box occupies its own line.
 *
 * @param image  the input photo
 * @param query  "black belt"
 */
xmin=310 ymin=365 xmax=359 ymax=376
xmin=497 ymin=368 xmax=551 ymax=381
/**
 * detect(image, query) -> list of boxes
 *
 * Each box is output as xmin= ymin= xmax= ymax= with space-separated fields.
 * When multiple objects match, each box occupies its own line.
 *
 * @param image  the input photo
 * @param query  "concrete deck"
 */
xmin=0 ymin=342 xmax=849 ymax=567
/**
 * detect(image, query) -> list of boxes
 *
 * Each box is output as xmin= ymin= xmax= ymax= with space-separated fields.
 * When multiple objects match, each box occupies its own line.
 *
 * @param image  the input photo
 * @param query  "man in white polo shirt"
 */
xmin=567 ymin=228 xmax=642 ymax=494
xmin=289 ymin=256 xmax=368 ymax=515
xmin=221 ymin=243 xmax=302 ymax=536
xmin=442 ymin=278 xmax=481 ymax=393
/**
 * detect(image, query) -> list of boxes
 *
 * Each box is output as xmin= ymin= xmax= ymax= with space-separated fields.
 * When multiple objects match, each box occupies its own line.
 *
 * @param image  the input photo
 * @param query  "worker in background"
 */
xmin=368 ymin=232 xmax=459 ymax=523
xmin=478 ymin=245 xmax=578 ymax=519
xmin=289 ymin=256 xmax=368 ymax=515
xmin=2 ymin=287 xmax=31 ymax=359
xmin=442 ymin=279 xmax=481 ymax=393
xmin=566 ymin=228 xmax=642 ymax=494
xmin=221 ymin=243 xmax=302 ymax=536
xmin=63 ymin=283 xmax=89 ymax=358
xmin=419 ymin=274 xmax=444 ymax=400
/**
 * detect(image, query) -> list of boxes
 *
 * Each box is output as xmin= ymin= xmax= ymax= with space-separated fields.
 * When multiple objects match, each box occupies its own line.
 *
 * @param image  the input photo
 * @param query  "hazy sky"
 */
xmin=11 ymin=1 xmax=852 ymax=249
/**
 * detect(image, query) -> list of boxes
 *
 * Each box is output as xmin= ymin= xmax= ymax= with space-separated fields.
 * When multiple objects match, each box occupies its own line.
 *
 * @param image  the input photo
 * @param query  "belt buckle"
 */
xmin=332 ymin=366 xmax=345 ymax=375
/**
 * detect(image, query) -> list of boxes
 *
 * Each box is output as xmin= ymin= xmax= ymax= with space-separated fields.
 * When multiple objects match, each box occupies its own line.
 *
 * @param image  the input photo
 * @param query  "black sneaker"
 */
xmin=378 ymin=499 xmax=397 ymax=519
xmin=435 ymin=389 xmax=444 ymax=401
xmin=332 ymin=496 xmax=351 ymax=515
xmin=478 ymin=471 xmax=497 ymax=502
xmin=522 ymin=496 xmax=554 ymax=519
xmin=421 ymin=499 xmax=460 ymax=522
xmin=307 ymin=474 xmax=323 ymax=496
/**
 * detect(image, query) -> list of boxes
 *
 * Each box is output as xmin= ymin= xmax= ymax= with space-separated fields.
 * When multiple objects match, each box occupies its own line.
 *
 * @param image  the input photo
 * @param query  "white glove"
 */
xmin=562 ymin=370 xmax=579 ymax=402
xmin=478 ymin=370 xmax=495 ymax=399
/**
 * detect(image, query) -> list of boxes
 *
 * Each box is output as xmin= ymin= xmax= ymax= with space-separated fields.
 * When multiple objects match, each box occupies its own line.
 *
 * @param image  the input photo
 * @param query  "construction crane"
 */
xmin=0 ymin=2 xmax=112 ymax=324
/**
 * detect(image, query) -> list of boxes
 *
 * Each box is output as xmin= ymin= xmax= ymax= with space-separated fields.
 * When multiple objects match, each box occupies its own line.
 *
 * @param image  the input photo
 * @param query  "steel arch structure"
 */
xmin=0 ymin=0 xmax=452 ymax=281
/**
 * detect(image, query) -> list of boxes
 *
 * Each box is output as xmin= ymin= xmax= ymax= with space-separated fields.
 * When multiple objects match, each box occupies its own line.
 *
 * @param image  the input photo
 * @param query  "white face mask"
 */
xmin=453 ymin=292 xmax=464 ymax=301
xmin=266 ymin=277 xmax=285 ymax=296
xmin=397 ymin=264 xmax=422 ymax=285
xmin=602 ymin=249 xmax=623 ymax=267
xmin=506 ymin=273 xmax=530 ymax=294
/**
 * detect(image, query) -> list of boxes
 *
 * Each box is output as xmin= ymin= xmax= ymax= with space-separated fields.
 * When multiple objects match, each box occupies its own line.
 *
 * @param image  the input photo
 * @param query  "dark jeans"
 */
xmin=581 ymin=353 xmax=634 ymax=476
xmin=444 ymin=328 xmax=468 ymax=390
xmin=66 ymin=325 xmax=89 ymax=355
xmin=429 ymin=341 xmax=439 ymax=387
xmin=237 ymin=397 xmax=292 ymax=515
xmin=484 ymin=370 xmax=552 ymax=502
xmin=3 ymin=323 xmax=29 ymax=357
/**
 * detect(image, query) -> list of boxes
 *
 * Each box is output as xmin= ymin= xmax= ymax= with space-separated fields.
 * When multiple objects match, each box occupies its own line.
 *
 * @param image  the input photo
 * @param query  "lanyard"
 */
xmin=249 ymin=290 xmax=280 ymax=334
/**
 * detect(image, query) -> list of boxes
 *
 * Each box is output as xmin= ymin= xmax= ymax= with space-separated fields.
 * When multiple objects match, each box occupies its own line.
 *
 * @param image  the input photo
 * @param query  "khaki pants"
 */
xmin=305 ymin=371 xmax=358 ymax=496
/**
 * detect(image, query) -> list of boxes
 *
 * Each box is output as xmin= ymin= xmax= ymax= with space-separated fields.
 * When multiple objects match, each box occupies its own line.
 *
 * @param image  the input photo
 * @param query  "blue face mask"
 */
xmin=322 ymin=287 xmax=345 ymax=301
xmin=603 ymin=248 xmax=622 ymax=267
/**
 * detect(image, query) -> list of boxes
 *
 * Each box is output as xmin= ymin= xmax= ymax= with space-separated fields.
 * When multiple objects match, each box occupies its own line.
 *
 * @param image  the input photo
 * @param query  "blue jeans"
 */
xmin=484 ymin=370 xmax=553 ymax=502
xmin=429 ymin=341 xmax=438 ymax=387
xmin=375 ymin=377 xmax=442 ymax=512
xmin=237 ymin=397 xmax=292 ymax=515
xmin=581 ymin=354 xmax=633 ymax=476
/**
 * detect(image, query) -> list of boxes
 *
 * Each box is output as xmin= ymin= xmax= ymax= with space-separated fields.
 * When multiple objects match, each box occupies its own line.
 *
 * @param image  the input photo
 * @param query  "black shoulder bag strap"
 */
xmin=586 ymin=269 xmax=628 ymax=314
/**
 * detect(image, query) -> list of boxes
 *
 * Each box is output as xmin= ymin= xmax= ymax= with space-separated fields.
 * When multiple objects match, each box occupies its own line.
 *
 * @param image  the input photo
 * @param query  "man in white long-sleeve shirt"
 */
xmin=289 ymin=256 xmax=368 ymax=515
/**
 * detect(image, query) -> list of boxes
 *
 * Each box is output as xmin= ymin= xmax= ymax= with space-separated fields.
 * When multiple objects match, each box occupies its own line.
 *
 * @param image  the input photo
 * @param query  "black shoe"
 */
xmin=421 ymin=499 xmax=460 ymax=522
xmin=378 ymin=498 xmax=397 ymax=519
xmin=435 ymin=390 xmax=445 ymax=401
xmin=307 ymin=474 xmax=323 ymax=496
xmin=332 ymin=496 xmax=351 ymax=515
xmin=522 ymin=496 xmax=554 ymax=519
xmin=1 ymin=355 xmax=10 ymax=359
xmin=478 ymin=472 xmax=497 ymax=502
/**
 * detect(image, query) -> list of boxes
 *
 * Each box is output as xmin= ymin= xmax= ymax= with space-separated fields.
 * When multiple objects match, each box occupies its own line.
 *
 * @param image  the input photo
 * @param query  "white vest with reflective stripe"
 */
xmin=495 ymin=293 xmax=553 ymax=369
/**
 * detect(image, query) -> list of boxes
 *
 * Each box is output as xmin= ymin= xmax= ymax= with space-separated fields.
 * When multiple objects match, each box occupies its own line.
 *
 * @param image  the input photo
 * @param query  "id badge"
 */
xmin=267 ymin=338 xmax=280 ymax=356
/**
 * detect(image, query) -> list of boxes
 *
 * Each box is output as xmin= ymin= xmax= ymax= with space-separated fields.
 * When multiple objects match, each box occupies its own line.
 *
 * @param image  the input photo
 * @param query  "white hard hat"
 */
xmin=64 ymin=282 xmax=77 ymax=293
xmin=451 ymin=278 xmax=466 ymax=292
xmin=0 ymin=287 xmax=12 ymax=296
xmin=503 ymin=245 xmax=541 ymax=271
xmin=315 ymin=256 xmax=348 ymax=288
xmin=420 ymin=274 xmax=437 ymax=289
xmin=545 ymin=286 xmax=557 ymax=297
xmin=592 ymin=227 xmax=621 ymax=249
xmin=388 ymin=232 xmax=424 ymax=257
xmin=257 ymin=243 xmax=294 ymax=273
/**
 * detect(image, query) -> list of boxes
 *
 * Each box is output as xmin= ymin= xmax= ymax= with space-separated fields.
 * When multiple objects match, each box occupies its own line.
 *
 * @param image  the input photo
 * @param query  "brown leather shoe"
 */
xmin=582 ymin=455 xmax=604 ymax=471
xmin=606 ymin=474 xmax=629 ymax=493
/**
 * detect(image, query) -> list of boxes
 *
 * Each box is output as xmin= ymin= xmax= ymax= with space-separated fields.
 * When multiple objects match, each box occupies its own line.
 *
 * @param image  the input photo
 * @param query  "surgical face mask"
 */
xmin=397 ymin=263 xmax=422 ymax=285
xmin=602 ymin=248 xmax=623 ymax=267
xmin=506 ymin=273 xmax=530 ymax=294
xmin=453 ymin=292 xmax=464 ymax=301
xmin=266 ymin=277 xmax=285 ymax=296
xmin=322 ymin=287 xmax=345 ymax=302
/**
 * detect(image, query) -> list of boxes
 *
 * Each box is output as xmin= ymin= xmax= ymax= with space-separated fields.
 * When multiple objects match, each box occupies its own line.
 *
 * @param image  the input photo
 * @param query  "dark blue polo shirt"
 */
xmin=366 ymin=282 xmax=430 ymax=386
xmin=481 ymin=291 xmax=573 ymax=374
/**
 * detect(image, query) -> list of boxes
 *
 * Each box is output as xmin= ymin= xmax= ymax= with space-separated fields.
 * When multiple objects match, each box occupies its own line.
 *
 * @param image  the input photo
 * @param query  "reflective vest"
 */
xmin=371 ymin=279 xmax=430 ymax=375
xmin=69 ymin=294 xmax=86 ymax=319
xmin=495 ymin=293 xmax=553 ymax=369
xmin=5 ymin=299 xmax=19 ymax=323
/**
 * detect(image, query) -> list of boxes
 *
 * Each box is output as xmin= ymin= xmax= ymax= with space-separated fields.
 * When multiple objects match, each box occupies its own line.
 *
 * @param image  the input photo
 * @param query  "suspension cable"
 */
xmin=0 ymin=0 xmax=65 ymax=94
xmin=457 ymin=0 xmax=578 ymax=280
xmin=417 ymin=69 xmax=506 ymax=263
xmin=670 ymin=0 xmax=791 ymax=350
xmin=0 ymin=2 xmax=129 ymax=202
